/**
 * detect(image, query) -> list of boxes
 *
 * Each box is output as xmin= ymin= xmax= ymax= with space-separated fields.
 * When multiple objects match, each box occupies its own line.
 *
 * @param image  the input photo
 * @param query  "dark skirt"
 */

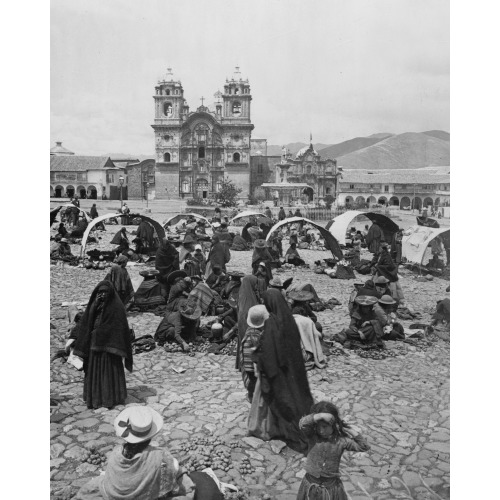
xmin=297 ymin=473 xmax=347 ymax=500
xmin=83 ymin=351 xmax=127 ymax=409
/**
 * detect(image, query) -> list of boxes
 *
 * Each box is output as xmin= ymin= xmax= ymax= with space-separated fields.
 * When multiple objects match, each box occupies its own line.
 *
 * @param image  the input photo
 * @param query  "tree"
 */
xmin=253 ymin=187 xmax=266 ymax=203
xmin=214 ymin=177 xmax=243 ymax=207
xmin=324 ymin=195 xmax=335 ymax=209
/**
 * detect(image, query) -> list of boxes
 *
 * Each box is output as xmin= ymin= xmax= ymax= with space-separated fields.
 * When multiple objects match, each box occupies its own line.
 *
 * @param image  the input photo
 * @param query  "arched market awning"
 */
xmin=402 ymin=225 xmax=450 ymax=265
xmin=163 ymin=213 xmax=213 ymax=229
xmin=80 ymin=213 xmax=165 ymax=256
xmin=327 ymin=210 xmax=399 ymax=245
xmin=265 ymin=216 xmax=343 ymax=260
xmin=229 ymin=211 xmax=269 ymax=224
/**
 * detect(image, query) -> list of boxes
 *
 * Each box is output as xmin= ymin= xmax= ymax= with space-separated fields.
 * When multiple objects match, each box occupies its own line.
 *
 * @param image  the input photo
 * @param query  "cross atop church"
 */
xmin=200 ymin=96 xmax=205 ymax=106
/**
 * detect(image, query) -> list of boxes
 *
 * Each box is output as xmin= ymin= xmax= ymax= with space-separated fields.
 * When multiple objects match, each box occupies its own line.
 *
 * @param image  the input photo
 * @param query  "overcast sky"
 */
xmin=51 ymin=0 xmax=449 ymax=156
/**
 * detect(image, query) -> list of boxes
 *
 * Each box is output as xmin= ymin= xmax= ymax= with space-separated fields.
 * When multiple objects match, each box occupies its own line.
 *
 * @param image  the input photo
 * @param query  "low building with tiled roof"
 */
xmin=337 ymin=167 xmax=450 ymax=209
xmin=50 ymin=154 xmax=127 ymax=200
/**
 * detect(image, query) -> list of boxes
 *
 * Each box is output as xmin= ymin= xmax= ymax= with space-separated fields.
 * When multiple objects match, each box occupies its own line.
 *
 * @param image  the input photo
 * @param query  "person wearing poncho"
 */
xmin=365 ymin=221 xmax=384 ymax=254
xmin=373 ymin=242 xmax=404 ymax=303
xmin=110 ymin=228 xmax=130 ymax=255
xmin=72 ymin=281 xmax=133 ymax=409
xmin=248 ymin=289 xmax=314 ymax=454
xmin=206 ymin=234 xmax=230 ymax=277
xmin=155 ymin=238 xmax=180 ymax=301
xmin=251 ymin=240 xmax=273 ymax=284
xmin=135 ymin=218 xmax=155 ymax=254
xmin=104 ymin=255 xmax=135 ymax=306
xmin=230 ymin=233 xmax=248 ymax=251
xmin=278 ymin=207 xmax=286 ymax=221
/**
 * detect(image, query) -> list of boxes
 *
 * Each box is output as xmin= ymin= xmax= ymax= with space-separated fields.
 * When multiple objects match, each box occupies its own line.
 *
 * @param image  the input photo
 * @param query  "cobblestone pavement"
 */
xmin=50 ymin=223 xmax=450 ymax=500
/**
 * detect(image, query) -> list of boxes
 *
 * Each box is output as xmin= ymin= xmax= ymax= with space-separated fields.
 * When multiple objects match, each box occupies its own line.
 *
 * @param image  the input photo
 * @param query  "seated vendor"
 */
xmin=206 ymin=265 xmax=228 ymax=295
xmin=373 ymin=295 xmax=405 ymax=340
xmin=154 ymin=298 xmax=202 ymax=352
xmin=288 ymin=290 xmax=323 ymax=333
xmin=50 ymin=237 xmax=75 ymax=261
xmin=355 ymin=279 xmax=380 ymax=299
xmin=373 ymin=275 xmax=392 ymax=298
xmin=337 ymin=295 xmax=384 ymax=348
xmin=230 ymin=232 xmax=248 ymax=251
xmin=110 ymin=228 xmax=130 ymax=255
xmin=285 ymin=243 xmax=306 ymax=266
xmin=221 ymin=271 xmax=244 ymax=301
xmin=166 ymin=271 xmax=192 ymax=303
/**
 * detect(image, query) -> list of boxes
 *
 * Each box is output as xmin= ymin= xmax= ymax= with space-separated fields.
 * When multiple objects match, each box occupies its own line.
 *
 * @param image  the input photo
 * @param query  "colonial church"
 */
xmin=150 ymin=68 xmax=254 ymax=200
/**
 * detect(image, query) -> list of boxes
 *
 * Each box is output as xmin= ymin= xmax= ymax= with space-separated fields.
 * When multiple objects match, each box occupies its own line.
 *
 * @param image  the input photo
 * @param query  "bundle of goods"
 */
xmin=334 ymin=259 xmax=356 ymax=280
xmin=86 ymin=249 xmax=117 ymax=262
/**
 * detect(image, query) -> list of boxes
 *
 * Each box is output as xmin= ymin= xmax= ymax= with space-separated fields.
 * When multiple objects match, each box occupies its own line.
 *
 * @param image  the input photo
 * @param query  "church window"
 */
xmin=349 ymin=184 xmax=355 ymax=189
xmin=166 ymin=89 xmax=170 ymax=95
xmin=257 ymin=164 xmax=263 ymax=173
xmin=384 ymin=185 xmax=389 ymax=192
xmin=234 ymin=87 xmax=239 ymax=94
xmin=306 ymin=165 xmax=312 ymax=174
xmin=164 ymin=135 xmax=170 ymax=141
xmin=163 ymin=102 xmax=173 ymax=117
xmin=232 ymin=101 xmax=242 ymax=116
xmin=182 ymin=180 xmax=190 ymax=193
xmin=164 ymin=152 xmax=171 ymax=162
xmin=326 ymin=187 xmax=331 ymax=195
xmin=233 ymin=152 xmax=241 ymax=162
xmin=216 ymin=180 xmax=222 ymax=192
xmin=198 ymin=147 xmax=205 ymax=159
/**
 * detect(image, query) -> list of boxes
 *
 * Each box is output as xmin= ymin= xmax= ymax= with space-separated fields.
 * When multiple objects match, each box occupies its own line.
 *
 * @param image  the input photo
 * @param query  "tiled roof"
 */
xmin=50 ymin=142 xmax=74 ymax=155
xmin=50 ymin=156 xmax=116 ymax=172
xmin=338 ymin=168 xmax=450 ymax=185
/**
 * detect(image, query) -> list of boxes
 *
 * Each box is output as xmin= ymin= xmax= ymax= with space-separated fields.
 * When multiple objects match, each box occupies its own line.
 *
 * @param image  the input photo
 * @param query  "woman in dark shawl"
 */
xmin=365 ymin=221 xmax=384 ymax=254
xmin=251 ymin=240 xmax=273 ymax=285
xmin=374 ymin=242 xmax=404 ymax=303
xmin=135 ymin=218 xmax=155 ymax=254
xmin=236 ymin=275 xmax=261 ymax=371
xmin=105 ymin=255 xmax=135 ymax=306
xmin=90 ymin=204 xmax=99 ymax=219
xmin=231 ymin=233 xmax=248 ymax=251
xmin=110 ymin=228 xmax=130 ymax=255
xmin=249 ymin=289 xmax=314 ymax=454
xmin=206 ymin=235 xmax=230 ymax=277
xmin=72 ymin=281 xmax=133 ymax=409
xmin=285 ymin=243 xmax=306 ymax=266
xmin=391 ymin=229 xmax=403 ymax=264
xmin=57 ymin=222 xmax=68 ymax=238
xmin=69 ymin=218 xmax=89 ymax=238
xmin=155 ymin=238 xmax=180 ymax=301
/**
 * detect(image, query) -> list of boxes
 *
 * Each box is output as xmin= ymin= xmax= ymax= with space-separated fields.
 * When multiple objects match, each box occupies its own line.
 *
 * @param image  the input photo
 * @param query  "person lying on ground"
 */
xmin=154 ymin=298 xmax=202 ymax=352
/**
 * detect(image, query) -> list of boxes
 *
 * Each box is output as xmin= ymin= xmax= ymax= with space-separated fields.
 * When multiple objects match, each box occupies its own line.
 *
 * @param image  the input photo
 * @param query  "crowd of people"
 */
xmin=52 ymin=206 xmax=450 ymax=499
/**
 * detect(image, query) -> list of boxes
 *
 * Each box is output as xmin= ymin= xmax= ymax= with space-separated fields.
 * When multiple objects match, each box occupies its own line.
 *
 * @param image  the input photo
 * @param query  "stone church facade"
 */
xmin=151 ymin=68 xmax=254 ymax=200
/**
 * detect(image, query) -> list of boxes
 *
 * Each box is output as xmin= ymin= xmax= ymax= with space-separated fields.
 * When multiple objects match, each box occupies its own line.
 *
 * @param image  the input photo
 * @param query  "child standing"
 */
xmin=297 ymin=401 xmax=370 ymax=500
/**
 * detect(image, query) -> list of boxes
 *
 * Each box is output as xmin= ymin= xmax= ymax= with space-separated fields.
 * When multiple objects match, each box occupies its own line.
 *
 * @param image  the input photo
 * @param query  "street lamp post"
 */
xmin=369 ymin=188 xmax=374 ymax=208
xmin=119 ymin=176 xmax=124 ymax=210
xmin=146 ymin=182 xmax=150 ymax=209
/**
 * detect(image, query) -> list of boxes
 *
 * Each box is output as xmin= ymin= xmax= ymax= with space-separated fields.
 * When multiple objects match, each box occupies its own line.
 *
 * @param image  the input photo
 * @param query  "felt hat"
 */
xmin=166 ymin=270 xmax=187 ymax=285
xmin=379 ymin=295 xmax=396 ymax=305
xmin=195 ymin=244 xmax=202 ymax=250
xmin=114 ymin=406 xmax=163 ymax=444
xmin=258 ymin=261 xmax=266 ymax=268
xmin=183 ymin=235 xmax=196 ymax=244
xmin=269 ymin=277 xmax=283 ymax=288
xmin=374 ymin=276 xmax=390 ymax=285
xmin=212 ymin=222 xmax=221 ymax=228
xmin=380 ymin=242 xmax=389 ymax=248
xmin=288 ymin=290 xmax=314 ymax=302
xmin=139 ymin=269 xmax=159 ymax=278
xmin=179 ymin=299 xmax=202 ymax=320
xmin=228 ymin=270 xmax=245 ymax=279
xmin=254 ymin=239 xmax=267 ymax=248
xmin=247 ymin=305 xmax=269 ymax=328
xmin=60 ymin=238 xmax=69 ymax=243
xmin=354 ymin=295 xmax=378 ymax=306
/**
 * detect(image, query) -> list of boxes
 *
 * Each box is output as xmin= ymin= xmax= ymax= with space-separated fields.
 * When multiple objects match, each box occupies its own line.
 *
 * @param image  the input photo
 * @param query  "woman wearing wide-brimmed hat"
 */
xmin=337 ymin=295 xmax=384 ymax=348
xmin=373 ymin=295 xmax=405 ymax=340
xmin=74 ymin=406 xmax=203 ymax=500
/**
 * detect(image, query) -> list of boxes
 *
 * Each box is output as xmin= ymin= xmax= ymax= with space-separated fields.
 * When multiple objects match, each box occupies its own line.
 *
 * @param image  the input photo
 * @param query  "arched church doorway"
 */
xmin=196 ymin=178 xmax=209 ymax=199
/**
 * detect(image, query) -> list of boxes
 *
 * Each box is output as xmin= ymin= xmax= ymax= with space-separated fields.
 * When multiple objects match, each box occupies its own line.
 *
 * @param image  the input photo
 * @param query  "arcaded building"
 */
xmin=150 ymin=68 xmax=254 ymax=200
